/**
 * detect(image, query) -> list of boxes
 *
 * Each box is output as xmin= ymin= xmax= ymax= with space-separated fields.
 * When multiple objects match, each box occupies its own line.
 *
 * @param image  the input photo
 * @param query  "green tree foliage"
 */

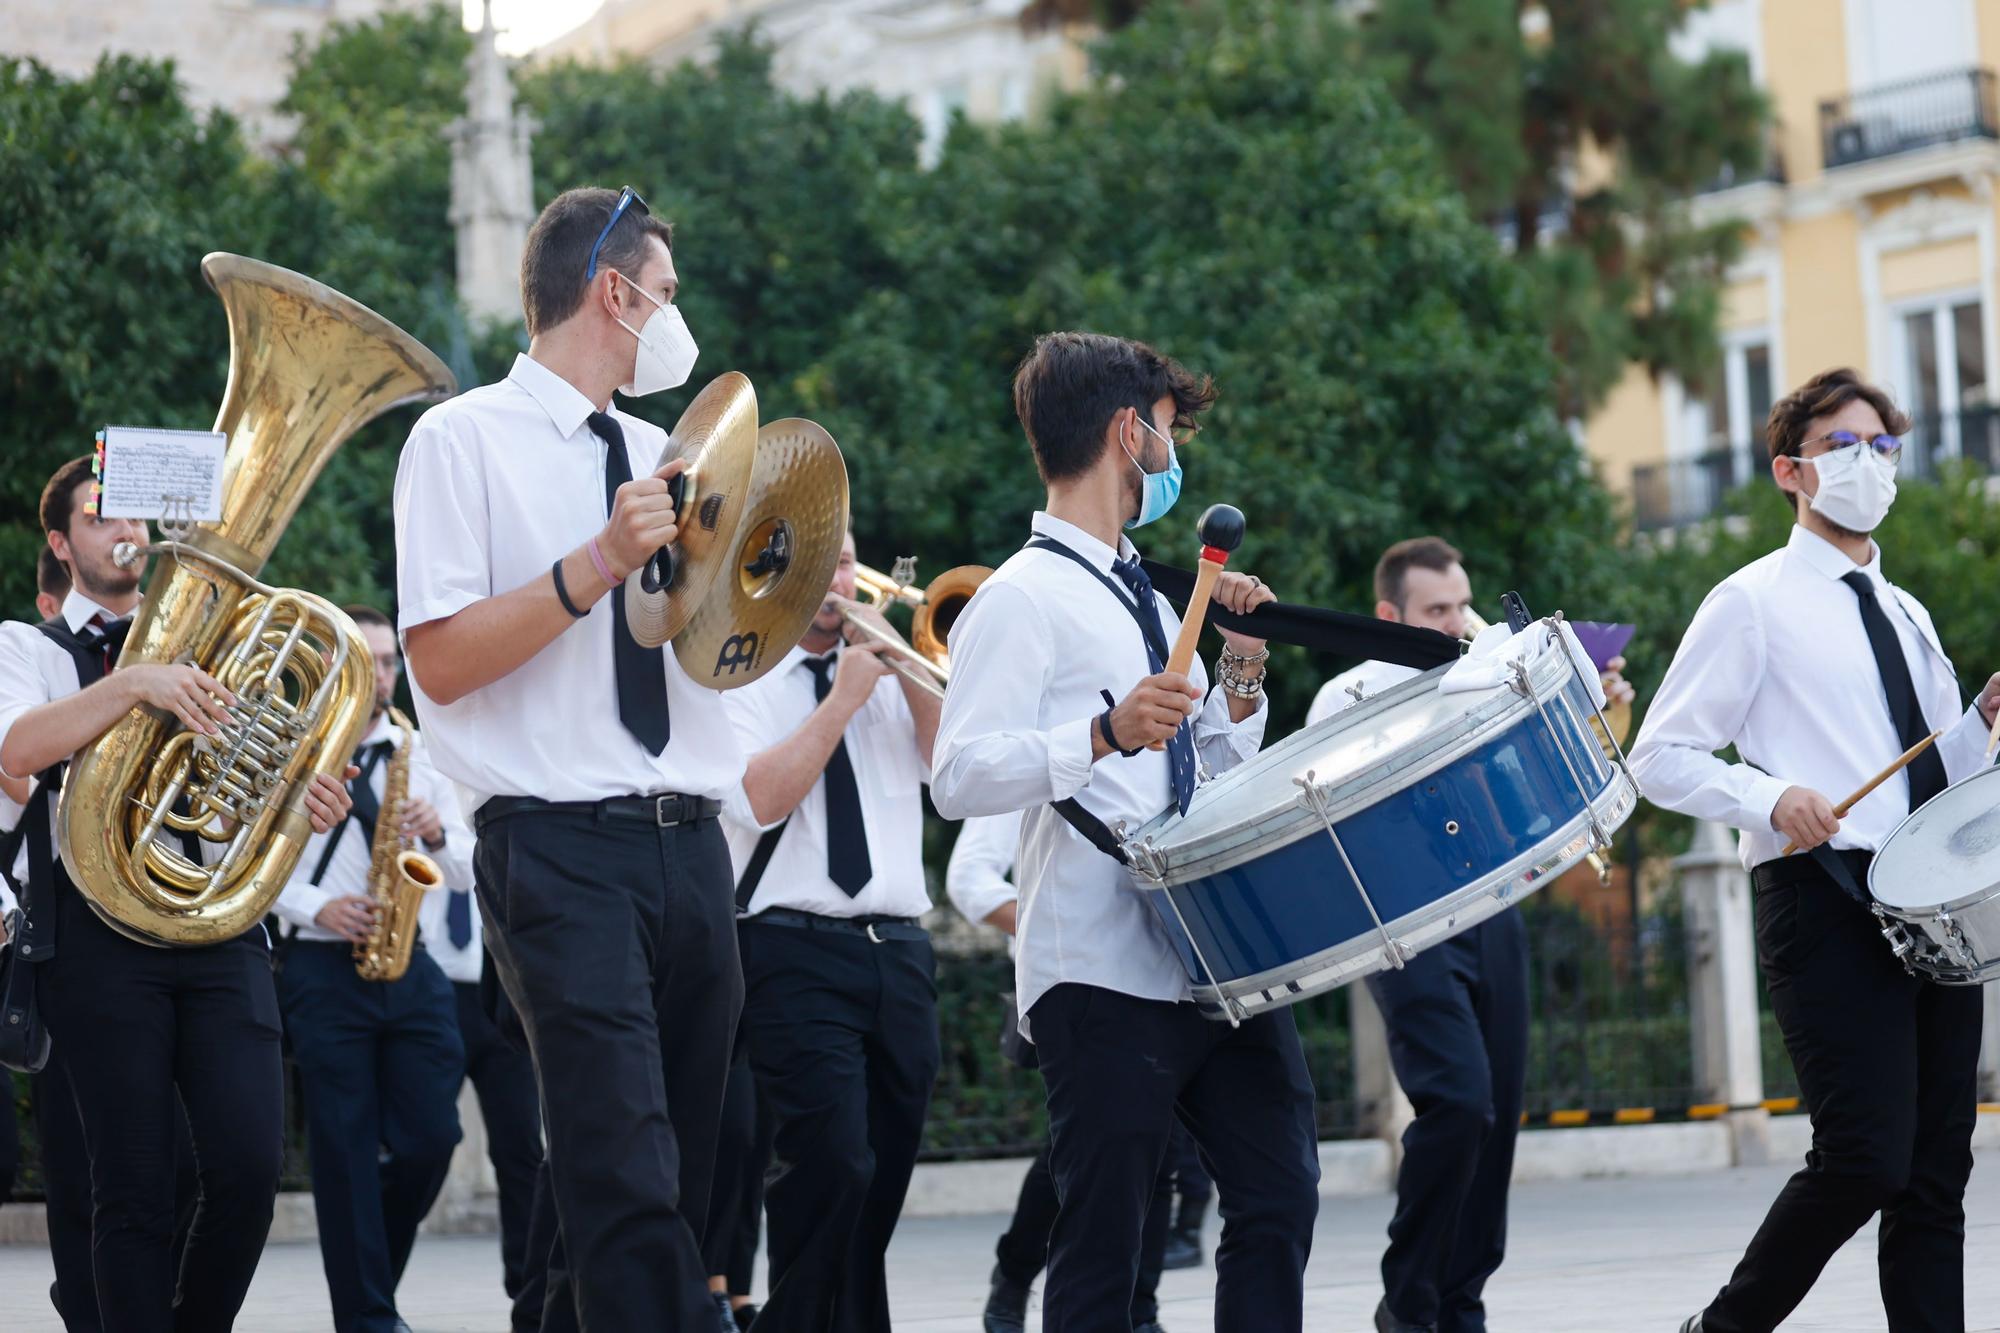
xmin=793 ymin=0 xmax=1623 ymax=726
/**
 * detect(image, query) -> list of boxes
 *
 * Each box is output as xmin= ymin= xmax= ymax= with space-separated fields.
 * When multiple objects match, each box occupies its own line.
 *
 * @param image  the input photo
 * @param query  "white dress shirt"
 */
xmin=417 ymin=882 xmax=486 ymax=984
xmin=721 ymin=645 xmax=932 ymax=919
xmin=393 ymin=352 xmax=748 ymax=818
xmin=1305 ymin=660 xmax=1420 ymax=726
xmin=0 ymin=590 xmax=129 ymax=879
xmin=0 ymin=786 xmax=25 ymax=918
xmin=945 ymin=810 xmax=1023 ymax=935
xmin=272 ymin=713 xmax=474 ymax=945
xmin=1630 ymin=524 xmax=1991 ymax=868
xmin=930 ymin=512 xmax=1268 ymax=1030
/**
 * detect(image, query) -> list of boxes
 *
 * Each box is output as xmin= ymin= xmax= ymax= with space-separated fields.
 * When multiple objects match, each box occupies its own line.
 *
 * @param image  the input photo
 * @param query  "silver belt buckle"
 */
xmin=866 ymin=923 xmax=883 ymax=944
xmin=654 ymin=795 xmax=676 ymax=827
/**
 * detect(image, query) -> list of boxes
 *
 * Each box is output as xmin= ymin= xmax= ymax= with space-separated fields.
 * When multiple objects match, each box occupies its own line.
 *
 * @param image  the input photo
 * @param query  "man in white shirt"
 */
xmin=1307 ymin=537 xmax=1622 ymax=1333
xmin=0 ymin=457 xmax=352 ymax=1332
xmin=932 ymin=331 xmax=1320 ymax=1330
xmin=271 ymin=605 xmax=470 ymax=1333
xmin=395 ymin=185 xmax=746 ymax=1332
xmin=720 ymin=529 xmax=942 ymax=1332
xmin=415 ymin=839 xmax=544 ymax=1315
xmin=1631 ymin=369 xmax=2000 ymax=1333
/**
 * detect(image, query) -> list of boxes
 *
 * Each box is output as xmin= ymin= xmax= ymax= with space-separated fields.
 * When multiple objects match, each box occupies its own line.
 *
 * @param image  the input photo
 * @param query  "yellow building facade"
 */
xmin=1593 ymin=0 xmax=2000 ymax=529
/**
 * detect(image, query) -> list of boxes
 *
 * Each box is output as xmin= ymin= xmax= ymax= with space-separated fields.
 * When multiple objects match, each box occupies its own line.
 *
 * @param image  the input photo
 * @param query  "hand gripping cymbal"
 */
xmin=675 ymin=417 xmax=851 ymax=690
xmin=623 ymin=372 xmax=760 ymax=649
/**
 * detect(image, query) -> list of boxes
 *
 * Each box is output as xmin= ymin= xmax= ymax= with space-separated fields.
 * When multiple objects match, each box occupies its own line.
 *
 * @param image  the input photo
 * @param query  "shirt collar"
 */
xmin=60 ymin=590 xmax=122 ymax=633
xmin=360 ymin=713 xmax=397 ymax=748
xmin=507 ymin=353 xmax=603 ymax=441
xmin=1786 ymin=522 xmax=1884 ymax=585
xmin=1030 ymin=511 xmax=1138 ymax=570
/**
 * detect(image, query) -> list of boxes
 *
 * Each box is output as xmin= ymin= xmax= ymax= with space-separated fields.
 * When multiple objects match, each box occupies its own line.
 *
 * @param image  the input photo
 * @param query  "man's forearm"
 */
xmin=406 ymin=546 xmax=611 ymax=705
xmin=899 ymin=673 xmax=943 ymax=766
xmin=0 ymin=674 xmax=138 ymax=779
xmin=742 ymin=697 xmax=862 ymax=826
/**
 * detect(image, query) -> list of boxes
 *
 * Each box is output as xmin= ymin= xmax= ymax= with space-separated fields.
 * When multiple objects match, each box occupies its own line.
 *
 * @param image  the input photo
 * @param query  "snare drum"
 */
xmin=1868 ymin=765 xmax=2000 ymax=984
xmin=1121 ymin=622 xmax=1638 ymax=1021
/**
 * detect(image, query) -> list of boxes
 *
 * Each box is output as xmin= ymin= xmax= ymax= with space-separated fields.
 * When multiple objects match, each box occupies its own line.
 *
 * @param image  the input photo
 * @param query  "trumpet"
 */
xmin=840 ymin=558 xmax=991 ymax=698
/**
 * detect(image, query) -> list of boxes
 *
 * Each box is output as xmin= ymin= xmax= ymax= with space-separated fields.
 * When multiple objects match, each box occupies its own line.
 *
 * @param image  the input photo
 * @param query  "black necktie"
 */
xmin=587 ymin=411 xmax=671 ymax=755
xmin=1840 ymin=571 xmax=1948 ymax=809
xmin=804 ymin=656 xmax=873 ymax=896
xmin=1109 ymin=556 xmax=1197 ymax=816
xmin=446 ymin=890 xmax=474 ymax=949
xmin=347 ymin=739 xmax=395 ymax=842
xmin=77 ymin=614 xmax=131 ymax=686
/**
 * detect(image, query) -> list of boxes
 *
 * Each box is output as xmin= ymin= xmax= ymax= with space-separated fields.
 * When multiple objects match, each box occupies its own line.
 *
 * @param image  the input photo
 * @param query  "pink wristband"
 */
xmin=586 ymin=536 xmax=619 ymax=588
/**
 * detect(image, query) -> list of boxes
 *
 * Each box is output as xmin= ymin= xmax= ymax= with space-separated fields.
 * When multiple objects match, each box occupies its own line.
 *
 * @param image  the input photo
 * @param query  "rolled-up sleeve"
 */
xmin=0 ymin=625 xmax=54 ymax=781
xmin=932 ymin=582 xmax=1089 ymax=820
xmin=394 ymin=415 xmax=491 ymax=635
xmin=945 ymin=810 xmax=1021 ymax=929
xmin=1192 ymin=665 xmax=1266 ymax=775
xmin=1629 ymin=581 xmax=1791 ymax=831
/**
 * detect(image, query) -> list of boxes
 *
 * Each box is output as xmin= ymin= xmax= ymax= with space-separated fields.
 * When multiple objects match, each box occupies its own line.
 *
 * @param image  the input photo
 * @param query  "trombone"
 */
xmin=838 ymin=558 xmax=991 ymax=699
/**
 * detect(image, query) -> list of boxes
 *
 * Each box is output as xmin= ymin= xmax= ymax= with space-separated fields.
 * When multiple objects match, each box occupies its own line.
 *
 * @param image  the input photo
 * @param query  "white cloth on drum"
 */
xmin=1305 ymin=660 xmax=1420 ymax=726
xmin=720 ymin=644 xmax=932 ymax=920
xmin=1438 ymin=619 xmax=1604 ymax=705
xmin=392 ymin=352 xmax=748 ymax=819
xmin=1630 ymin=524 xmax=1990 ymax=869
xmin=945 ymin=810 xmax=1022 ymax=945
xmin=930 ymin=511 xmax=1266 ymax=1036
xmin=271 ymin=713 xmax=474 ymax=946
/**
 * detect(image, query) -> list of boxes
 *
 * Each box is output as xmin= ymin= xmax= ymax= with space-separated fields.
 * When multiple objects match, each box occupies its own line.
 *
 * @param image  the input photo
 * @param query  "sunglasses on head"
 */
xmin=585 ymin=186 xmax=651 ymax=281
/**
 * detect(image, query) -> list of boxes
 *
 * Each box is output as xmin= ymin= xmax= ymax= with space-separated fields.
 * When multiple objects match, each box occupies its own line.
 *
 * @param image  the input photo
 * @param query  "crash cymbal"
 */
xmin=676 ymin=417 xmax=850 ymax=690
xmin=624 ymin=371 xmax=760 ymax=649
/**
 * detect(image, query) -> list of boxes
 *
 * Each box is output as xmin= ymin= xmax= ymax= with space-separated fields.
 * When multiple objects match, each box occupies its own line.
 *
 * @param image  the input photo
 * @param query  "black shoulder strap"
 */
xmin=307 ymin=740 xmax=393 ymax=888
xmin=734 ymin=818 xmax=791 ymax=912
xmin=1024 ymin=535 xmax=1169 ymax=662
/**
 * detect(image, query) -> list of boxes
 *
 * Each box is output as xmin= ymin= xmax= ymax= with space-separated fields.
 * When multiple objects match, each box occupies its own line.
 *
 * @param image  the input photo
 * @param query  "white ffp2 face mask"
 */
xmin=1803 ymin=444 xmax=1898 ymax=533
xmin=611 ymin=272 xmax=699 ymax=396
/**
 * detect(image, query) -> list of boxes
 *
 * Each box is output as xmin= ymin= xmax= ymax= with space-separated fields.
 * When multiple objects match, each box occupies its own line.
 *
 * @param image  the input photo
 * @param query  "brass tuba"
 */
xmin=57 ymin=254 xmax=456 ymax=947
xmin=353 ymin=708 xmax=444 ymax=983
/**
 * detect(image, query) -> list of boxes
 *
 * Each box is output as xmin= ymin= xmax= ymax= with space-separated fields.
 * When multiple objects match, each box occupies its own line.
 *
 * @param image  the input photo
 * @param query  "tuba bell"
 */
xmin=57 ymin=254 xmax=456 ymax=947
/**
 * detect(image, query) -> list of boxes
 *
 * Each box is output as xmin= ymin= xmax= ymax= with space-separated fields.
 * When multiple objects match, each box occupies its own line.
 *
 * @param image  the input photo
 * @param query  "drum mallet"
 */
xmin=1151 ymin=504 xmax=1247 ymax=752
xmin=1780 ymin=729 xmax=1940 ymax=856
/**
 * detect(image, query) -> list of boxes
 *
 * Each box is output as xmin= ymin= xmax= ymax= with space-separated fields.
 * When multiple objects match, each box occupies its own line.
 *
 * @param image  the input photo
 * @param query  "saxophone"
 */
xmin=353 ymin=708 xmax=444 ymax=983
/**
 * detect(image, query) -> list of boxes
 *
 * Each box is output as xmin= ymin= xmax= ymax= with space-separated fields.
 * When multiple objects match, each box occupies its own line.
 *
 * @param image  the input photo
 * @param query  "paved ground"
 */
xmin=5 ymin=1152 xmax=1999 ymax=1330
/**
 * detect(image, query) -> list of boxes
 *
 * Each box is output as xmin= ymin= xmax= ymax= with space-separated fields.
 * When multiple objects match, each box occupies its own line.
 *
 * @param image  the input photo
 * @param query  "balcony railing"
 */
xmin=1820 ymin=67 xmax=1999 ymax=170
xmin=1631 ymin=408 xmax=2000 ymax=531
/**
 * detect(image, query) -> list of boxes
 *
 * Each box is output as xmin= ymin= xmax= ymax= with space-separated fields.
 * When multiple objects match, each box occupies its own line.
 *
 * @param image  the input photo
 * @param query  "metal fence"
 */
xmin=1820 ymin=66 xmax=1999 ymax=171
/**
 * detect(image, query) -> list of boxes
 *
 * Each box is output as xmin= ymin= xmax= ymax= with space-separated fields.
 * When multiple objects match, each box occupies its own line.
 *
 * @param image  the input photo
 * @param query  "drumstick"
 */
xmin=1780 ymin=729 xmax=1941 ymax=856
xmin=1151 ymin=505 xmax=1246 ymax=751
xmin=1983 ymin=701 xmax=2000 ymax=762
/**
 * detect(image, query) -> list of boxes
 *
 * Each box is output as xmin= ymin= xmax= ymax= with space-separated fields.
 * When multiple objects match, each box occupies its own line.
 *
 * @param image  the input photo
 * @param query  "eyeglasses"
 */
xmin=1139 ymin=415 xmax=1202 ymax=448
xmin=585 ymin=186 xmax=650 ymax=281
xmin=1800 ymin=430 xmax=1903 ymax=467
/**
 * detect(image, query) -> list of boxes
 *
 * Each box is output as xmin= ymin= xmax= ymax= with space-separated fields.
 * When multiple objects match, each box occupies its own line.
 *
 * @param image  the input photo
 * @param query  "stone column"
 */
xmin=448 ymin=0 xmax=538 ymax=327
xmin=1677 ymin=819 xmax=1770 ymax=1166
xmin=1351 ymin=978 xmax=1412 ymax=1170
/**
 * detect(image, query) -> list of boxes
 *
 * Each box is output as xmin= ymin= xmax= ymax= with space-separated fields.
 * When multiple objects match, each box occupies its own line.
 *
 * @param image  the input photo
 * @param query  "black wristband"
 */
xmin=551 ymin=558 xmax=588 ymax=620
xmin=1098 ymin=706 xmax=1140 ymax=759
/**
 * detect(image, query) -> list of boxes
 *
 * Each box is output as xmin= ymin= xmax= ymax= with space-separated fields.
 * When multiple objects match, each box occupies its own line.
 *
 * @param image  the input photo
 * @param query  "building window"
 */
xmin=1893 ymin=294 xmax=1990 ymax=471
xmin=1681 ymin=335 xmax=1775 ymax=461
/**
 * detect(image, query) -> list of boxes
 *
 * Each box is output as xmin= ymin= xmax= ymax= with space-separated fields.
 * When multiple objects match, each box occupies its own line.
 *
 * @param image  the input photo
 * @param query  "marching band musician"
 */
xmin=394 ymin=185 xmax=748 ymax=1330
xmin=719 ymin=528 xmax=943 ymax=1333
xmin=0 ymin=456 xmax=354 ymax=1332
xmin=1305 ymin=537 xmax=1631 ymax=1333
xmin=931 ymin=331 xmax=1322 ymax=1331
xmin=270 ymin=604 xmax=470 ymax=1333
xmin=1632 ymin=369 xmax=2000 ymax=1333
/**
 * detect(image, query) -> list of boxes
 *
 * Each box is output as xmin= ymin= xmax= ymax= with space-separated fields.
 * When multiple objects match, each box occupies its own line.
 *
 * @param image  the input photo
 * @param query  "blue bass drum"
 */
xmin=1121 ymin=621 xmax=1639 ymax=1022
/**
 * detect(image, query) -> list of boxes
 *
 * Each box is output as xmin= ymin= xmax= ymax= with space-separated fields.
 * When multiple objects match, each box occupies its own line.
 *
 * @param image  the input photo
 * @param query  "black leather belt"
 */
xmin=475 ymin=792 xmax=722 ymax=834
xmin=1752 ymin=847 xmax=1874 ymax=894
xmin=743 ymin=906 xmax=928 ymax=943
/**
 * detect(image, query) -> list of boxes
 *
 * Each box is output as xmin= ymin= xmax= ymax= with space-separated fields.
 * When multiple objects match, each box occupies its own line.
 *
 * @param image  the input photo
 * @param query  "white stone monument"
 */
xmin=448 ymin=0 xmax=537 ymax=327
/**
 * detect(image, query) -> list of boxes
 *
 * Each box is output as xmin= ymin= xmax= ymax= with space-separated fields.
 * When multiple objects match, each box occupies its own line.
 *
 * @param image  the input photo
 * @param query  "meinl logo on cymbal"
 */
xmin=699 ymin=493 xmax=725 ymax=532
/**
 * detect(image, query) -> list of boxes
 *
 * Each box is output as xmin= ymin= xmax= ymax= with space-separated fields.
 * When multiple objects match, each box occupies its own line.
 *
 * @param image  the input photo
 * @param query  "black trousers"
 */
xmin=703 ymin=1035 xmax=773 ymax=1294
xmin=994 ymin=1133 xmax=1175 ymax=1322
xmin=1702 ymin=852 xmax=1983 ymax=1333
xmin=278 ymin=941 xmax=465 ymax=1333
xmin=38 ymin=885 xmax=283 ymax=1333
xmin=1367 ymin=909 xmax=1529 ymax=1333
xmin=454 ymin=974 xmax=544 ymax=1301
xmin=1030 ymin=983 xmax=1321 ymax=1332
xmin=1 ymin=1067 xmax=16 ymax=1205
xmin=1169 ymin=1120 xmax=1213 ymax=1207
xmin=738 ymin=915 xmax=942 ymax=1333
xmin=474 ymin=806 xmax=742 ymax=1333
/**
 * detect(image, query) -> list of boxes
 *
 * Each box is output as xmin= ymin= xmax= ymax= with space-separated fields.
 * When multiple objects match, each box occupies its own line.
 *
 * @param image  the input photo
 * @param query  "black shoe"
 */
xmin=1678 ymin=1319 xmax=1703 ymax=1333
xmin=733 ymin=1303 xmax=759 ymax=1331
xmin=984 ymin=1263 xmax=1031 ymax=1333
xmin=1160 ymin=1224 xmax=1203 ymax=1270
xmin=1375 ymin=1297 xmax=1436 ymax=1333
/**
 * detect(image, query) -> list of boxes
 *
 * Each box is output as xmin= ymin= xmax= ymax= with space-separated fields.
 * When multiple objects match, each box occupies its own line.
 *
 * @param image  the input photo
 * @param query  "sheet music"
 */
xmin=93 ymin=426 xmax=226 ymax=522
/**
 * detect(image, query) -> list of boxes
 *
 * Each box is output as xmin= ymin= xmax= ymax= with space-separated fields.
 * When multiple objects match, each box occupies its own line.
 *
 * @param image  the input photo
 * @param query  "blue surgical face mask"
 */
xmin=1123 ymin=415 xmax=1183 ymax=529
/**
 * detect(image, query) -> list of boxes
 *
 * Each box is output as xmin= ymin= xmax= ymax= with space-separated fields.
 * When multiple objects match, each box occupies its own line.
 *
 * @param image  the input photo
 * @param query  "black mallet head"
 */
xmin=1197 ymin=503 xmax=1246 ymax=555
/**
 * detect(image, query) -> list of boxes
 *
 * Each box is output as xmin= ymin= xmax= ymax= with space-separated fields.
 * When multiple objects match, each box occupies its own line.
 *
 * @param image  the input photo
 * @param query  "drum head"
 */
xmin=1871 ymin=765 xmax=2000 ymax=910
